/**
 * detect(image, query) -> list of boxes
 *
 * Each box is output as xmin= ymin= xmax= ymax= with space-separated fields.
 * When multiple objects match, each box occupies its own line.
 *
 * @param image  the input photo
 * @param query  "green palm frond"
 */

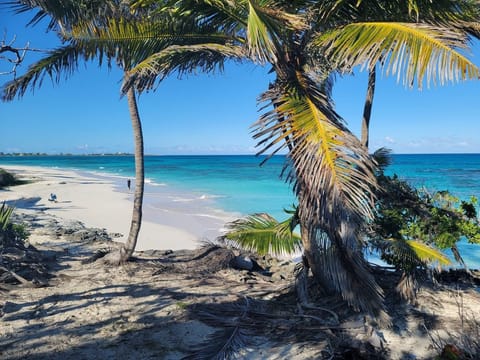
xmin=401 ymin=0 xmax=480 ymax=22
xmin=320 ymin=0 xmax=480 ymax=27
xmin=1 ymin=12 xmax=243 ymax=99
xmin=245 ymin=0 xmax=306 ymax=63
xmin=68 ymin=16 xmax=244 ymax=91
xmin=171 ymin=0 xmax=249 ymax=30
xmin=221 ymin=213 xmax=302 ymax=256
xmin=317 ymin=22 xmax=479 ymax=88
xmin=127 ymin=43 xmax=245 ymax=91
xmin=5 ymin=0 xmax=93 ymax=31
xmin=0 ymin=202 xmax=14 ymax=231
xmin=406 ymin=240 xmax=451 ymax=266
xmin=406 ymin=0 xmax=480 ymax=24
xmin=379 ymin=237 xmax=451 ymax=270
xmin=246 ymin=0 xmax=278 ymax=63
xmin=71 ymin=17 xmax=238 ymax=64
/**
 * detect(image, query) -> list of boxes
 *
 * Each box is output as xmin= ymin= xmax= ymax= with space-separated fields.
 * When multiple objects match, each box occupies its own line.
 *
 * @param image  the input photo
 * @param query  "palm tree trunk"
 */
xmin=300 ymin=221 xmax=335 ymax=293
xmin=119 ymin=85 xmax=145 ymax=262
xmin=361 ymin=66 xmax=376 ymax=149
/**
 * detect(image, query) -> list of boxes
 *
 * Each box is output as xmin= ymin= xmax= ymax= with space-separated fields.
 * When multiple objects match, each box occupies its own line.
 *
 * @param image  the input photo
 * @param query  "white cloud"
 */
xmin=375 ymin=135 xmax=480 ymax=153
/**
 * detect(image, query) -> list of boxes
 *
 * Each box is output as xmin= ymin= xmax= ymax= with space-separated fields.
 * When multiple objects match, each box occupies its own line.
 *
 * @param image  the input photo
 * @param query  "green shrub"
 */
xmin=0 ymin=168 xmax=20 ymax=188
xmin=10 ymin=223 xmax=30 ymax=242
xmin=0 ymin=202 xmax=29 ymax=246
xmin=369 ymin=149 xmax=480 ymax=272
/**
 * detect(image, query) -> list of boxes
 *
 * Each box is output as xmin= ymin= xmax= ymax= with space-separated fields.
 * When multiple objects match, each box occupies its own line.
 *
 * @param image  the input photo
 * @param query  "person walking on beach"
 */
xmin=127 ymin=179 xmax=131 ymax=190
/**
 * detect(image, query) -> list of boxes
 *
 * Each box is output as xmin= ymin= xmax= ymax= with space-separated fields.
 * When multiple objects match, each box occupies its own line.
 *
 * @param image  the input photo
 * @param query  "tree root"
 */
xmin=0 ymin=265 xmax=37 ymax=288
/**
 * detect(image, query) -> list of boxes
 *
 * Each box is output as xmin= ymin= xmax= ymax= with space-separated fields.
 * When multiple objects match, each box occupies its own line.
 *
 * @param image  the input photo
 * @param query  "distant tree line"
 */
xmin=0 ymin=152 xmax=133 ymax=156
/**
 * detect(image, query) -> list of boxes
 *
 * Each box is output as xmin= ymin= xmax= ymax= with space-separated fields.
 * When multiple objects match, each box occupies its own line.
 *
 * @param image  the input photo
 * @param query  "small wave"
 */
xmin=99 ymin=166 xmax=105 ymax=169
xmin=145 ymin=178 xmax=164 ymax=184
xmin=148 ymin=182 xmax=166 ymax=187
xmin=144 ymin=178 xmax=167 ymax=186
xmin=170 ymin=194 xmax=224 ymax=202
xmin=192 ymin=213 xmax=225 ymax=219
xmin=172 ymin=197 xmax=196 ymax=202
xmin=199 ymin=194 xmax=226 ymax=200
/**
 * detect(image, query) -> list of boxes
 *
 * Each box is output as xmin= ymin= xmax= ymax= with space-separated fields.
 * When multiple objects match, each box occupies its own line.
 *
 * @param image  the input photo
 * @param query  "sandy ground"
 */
xmin=1 ymin=166 xmax=480 ymax=359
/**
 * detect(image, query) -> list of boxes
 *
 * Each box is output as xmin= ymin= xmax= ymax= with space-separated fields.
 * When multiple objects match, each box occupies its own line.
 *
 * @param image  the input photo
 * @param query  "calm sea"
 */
xmin=1 ymin=154 xmax=480 ymax=266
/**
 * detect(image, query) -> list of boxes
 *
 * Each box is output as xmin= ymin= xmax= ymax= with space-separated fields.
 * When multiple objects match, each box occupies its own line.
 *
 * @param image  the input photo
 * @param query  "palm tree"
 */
xmin=126 ymin=0 xmax=478 ymax=317
xmin=1 ymin=1 xmax=239 ymax=263
xmin=1 ymin=1 xmax=147 ymax=264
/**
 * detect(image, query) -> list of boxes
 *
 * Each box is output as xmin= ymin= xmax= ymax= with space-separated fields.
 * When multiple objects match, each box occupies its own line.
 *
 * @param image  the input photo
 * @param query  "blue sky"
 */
xmin=2 ymin=8 xmax=480 ymax=155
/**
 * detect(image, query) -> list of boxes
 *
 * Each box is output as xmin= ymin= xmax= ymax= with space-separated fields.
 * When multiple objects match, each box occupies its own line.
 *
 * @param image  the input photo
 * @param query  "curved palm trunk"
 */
xmin=361 ymin=66 xmax=376 ymax=149
xmin=119 ymin=85 xmax=144 ymax=262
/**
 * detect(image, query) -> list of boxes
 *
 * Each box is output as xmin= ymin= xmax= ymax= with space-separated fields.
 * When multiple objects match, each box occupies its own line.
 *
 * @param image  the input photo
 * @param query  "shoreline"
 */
xmin=0 ymin=164 xmax=237 ymax=251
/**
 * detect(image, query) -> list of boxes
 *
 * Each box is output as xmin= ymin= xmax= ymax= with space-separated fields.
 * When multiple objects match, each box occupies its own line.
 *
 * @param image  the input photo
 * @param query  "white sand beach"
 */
xmin=0 ymin=165 xmax=235 ymax=251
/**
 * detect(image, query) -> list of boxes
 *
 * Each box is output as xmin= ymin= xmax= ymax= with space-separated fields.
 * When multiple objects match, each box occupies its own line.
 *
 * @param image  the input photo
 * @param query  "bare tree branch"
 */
xmin=1 ymin=34 xmax=45 ymax=78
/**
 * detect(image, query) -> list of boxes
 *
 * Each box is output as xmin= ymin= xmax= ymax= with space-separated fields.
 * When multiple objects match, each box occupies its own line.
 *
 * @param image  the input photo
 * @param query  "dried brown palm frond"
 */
xmin=183 ymin=297 xmax=259 ymax=360
xmin=253 ymin=74 xmax=386 ymax=319
xmin=182 ymin=326 xmax=252 ymax=360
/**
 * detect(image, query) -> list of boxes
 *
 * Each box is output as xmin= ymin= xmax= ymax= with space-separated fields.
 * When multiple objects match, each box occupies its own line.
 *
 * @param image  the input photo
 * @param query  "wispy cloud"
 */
xmin=145 ymin=144 xmax=256 ymax=155
xmin=373 ymin=135 xmax=480 ymax=153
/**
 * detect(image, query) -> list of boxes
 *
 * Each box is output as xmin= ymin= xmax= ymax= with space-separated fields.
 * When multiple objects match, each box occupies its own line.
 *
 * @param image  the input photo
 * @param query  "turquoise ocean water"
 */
xmin=1 ymin=154 xmax=480 ymax=266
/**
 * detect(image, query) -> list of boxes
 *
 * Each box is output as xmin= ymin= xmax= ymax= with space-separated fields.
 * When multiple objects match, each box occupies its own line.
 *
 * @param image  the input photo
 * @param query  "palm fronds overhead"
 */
xmin=245 ymin=0 xmax=306 ymax=64
xmin=127 ymin=43 xmax=245 ymax=91
xmin=3 ymin=0 xmax=98 ymax=30
xmin=1 ymin=10 xmax=245 ymax=98
xmin=317 ymin=22 xmax=478 ymax=87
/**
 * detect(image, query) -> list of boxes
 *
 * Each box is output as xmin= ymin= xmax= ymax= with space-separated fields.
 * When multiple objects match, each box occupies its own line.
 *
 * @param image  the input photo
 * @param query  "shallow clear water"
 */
xmin=2 ymin=153 xmax=480 ymax=266
xmin=0 ymin=155 xmax=296 ymax=219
